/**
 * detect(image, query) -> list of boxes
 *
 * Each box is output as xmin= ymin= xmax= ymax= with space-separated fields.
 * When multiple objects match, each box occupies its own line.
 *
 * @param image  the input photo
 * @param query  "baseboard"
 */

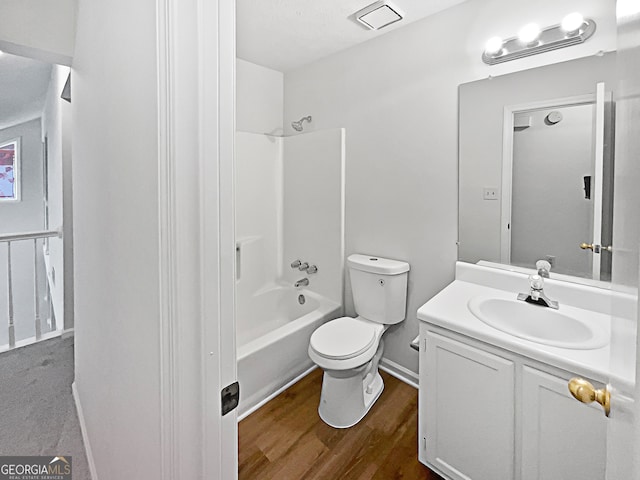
xmin=72 ymin=382 xmax=98 ymax=480
xmin=61 ymin=328 xmax=75 ymax=339
xmin=380 ymin=358 xmax=419 ymax=389
xmin=236 ymin=360 xmax=417 ymax=422
xmin=237 ymin=365 xmax=318 ymax=422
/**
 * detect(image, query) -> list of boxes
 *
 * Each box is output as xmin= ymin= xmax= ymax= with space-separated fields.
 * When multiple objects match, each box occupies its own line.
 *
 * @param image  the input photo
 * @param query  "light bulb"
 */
xmin=518 ymin=23 xmax=541 ymax=45
xmin=484 ymin=36 xmax=504 ymax=55
xmin=561 ymin=12 xmax=585 ymax=34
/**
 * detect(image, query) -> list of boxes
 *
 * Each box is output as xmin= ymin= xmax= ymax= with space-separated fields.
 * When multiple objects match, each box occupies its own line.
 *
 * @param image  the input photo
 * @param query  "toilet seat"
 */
xmin=310 ymin=317 xmax=380 ymax=360
xmin=309 ymin=317 xmax=385 ymax=371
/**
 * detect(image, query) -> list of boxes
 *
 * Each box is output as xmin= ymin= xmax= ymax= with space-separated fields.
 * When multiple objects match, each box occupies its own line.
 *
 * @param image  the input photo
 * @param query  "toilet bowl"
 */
xmin=308 ymin=254 xmax=410 ymax=428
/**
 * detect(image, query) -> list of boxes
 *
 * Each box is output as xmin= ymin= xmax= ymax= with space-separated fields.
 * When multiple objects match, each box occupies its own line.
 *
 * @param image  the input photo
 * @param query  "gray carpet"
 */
xmin=0 ymin=335 xmax=91 ymax=479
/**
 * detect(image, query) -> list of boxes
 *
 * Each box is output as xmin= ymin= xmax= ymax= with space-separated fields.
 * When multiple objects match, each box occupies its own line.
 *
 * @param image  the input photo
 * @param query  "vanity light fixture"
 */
xmin=482 ymin=13 xmax=596 ymax=65
xmin=518 ymin=23 xmax=542 ymax=46
xmin=354 ymin=1 xmax=403 ymax=31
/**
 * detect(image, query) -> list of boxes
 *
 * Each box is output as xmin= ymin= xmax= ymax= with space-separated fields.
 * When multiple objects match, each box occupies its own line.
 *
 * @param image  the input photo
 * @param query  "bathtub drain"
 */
xmin=298 ymin=294 xmax=306 ymax=305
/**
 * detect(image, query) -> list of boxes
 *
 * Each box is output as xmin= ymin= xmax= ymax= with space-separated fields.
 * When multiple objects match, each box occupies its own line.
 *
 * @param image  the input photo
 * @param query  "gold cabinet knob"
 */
xmin=568 ymin=377 xmax=610 ymax=416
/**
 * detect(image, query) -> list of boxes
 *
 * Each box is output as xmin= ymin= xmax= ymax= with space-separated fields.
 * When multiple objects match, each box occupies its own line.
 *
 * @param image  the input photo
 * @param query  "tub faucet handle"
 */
xmin=307 ymin=265 xmax=318 ymax=274
xmin=298 ymin=262 xmax=309 ymax=271
xmin=291 ymin=259 xmax=302 ymax=269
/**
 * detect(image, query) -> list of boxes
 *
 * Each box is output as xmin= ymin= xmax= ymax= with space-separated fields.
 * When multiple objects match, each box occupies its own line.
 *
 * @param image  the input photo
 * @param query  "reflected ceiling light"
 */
xmin=482 ymin=14 xmax=596 ymax=65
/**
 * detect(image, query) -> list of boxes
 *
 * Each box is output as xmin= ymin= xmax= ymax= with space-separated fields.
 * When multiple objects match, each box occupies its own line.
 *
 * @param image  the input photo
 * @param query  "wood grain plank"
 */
xmin=239 ymin=368 xmax=443 ymax=479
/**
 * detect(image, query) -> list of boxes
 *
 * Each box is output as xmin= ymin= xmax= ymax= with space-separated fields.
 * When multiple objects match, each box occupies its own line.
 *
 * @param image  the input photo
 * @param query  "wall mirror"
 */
xmin=458 ymin=53 xmax=616 ymax=283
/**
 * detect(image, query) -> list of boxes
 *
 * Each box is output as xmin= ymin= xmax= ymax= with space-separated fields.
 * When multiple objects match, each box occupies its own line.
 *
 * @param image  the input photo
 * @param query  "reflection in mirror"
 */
xmin=459 ymin=53 xmax=616 ymax=283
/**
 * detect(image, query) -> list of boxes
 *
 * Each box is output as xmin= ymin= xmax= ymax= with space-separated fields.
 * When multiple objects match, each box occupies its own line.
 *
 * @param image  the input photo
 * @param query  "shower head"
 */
xmin=291 ymin=115 xmax=312 ymax=132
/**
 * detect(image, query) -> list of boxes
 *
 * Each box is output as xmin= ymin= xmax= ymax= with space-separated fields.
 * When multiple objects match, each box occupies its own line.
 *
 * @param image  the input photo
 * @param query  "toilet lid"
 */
xmin=310 ymin=317 xmax=378 ymax=360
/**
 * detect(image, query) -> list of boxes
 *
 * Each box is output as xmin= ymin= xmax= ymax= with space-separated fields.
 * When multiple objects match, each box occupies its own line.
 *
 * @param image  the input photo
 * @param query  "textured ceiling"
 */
xmin=237 ymin=0 xmax=468 ymax=72
xmin=0 ymin=53 xmax=51 ymax=131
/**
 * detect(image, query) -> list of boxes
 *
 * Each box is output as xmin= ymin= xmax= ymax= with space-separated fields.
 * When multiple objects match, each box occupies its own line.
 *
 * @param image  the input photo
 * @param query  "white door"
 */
xmin=589 ymin=3 xmax=640 ymax=478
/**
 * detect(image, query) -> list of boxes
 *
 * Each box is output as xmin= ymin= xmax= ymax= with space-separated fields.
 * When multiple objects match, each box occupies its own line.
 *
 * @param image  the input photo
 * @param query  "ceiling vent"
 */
xmin=354 ymin=1 xmax=403 ymax=31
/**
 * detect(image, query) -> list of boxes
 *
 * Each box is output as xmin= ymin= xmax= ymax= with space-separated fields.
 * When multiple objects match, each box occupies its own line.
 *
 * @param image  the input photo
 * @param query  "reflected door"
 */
xmin=506 ymin=83 xmax=611 ymax=280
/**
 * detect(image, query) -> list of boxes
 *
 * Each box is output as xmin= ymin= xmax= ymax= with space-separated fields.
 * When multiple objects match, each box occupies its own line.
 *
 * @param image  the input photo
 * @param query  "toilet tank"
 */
xmin=347 ymin=254 xmax=410 ymax=325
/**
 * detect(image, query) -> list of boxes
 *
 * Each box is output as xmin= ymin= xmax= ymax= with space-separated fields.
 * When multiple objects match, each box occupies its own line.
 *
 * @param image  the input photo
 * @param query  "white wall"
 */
xmin=283 ymin=129 xmax=345 ymax=305
xmin=284 ymin=0 xmax=617 ymax=375
xmin=72 ymin=0 xmax=162 ymax=477
xmin=236 ymin=59 xmax=283 ymax=134
xmin=0 ymin=0 xmax=77 ymax=66
xmin=42 ymin=65 xmax=73 ymax=330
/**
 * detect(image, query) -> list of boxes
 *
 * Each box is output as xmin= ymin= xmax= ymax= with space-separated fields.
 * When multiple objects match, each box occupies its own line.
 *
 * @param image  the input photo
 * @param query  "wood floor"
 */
xmin=239 ymin=368 xmax=443 ymax=480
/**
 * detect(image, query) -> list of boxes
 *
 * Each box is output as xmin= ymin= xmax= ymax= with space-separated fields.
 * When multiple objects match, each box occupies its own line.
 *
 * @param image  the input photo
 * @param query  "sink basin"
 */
xmin=467 ymin=296 xmax=608 ymax=350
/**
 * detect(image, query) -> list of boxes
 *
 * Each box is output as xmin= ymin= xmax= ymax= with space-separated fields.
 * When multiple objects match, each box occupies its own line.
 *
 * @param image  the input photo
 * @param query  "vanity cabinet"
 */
xmin=419 ymin=324 xmax=607 ymax=480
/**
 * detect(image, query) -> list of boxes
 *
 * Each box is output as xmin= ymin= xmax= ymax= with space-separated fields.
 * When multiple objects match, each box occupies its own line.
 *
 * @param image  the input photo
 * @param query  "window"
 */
xmin=0 ymin=139 xmax=20 ymax=201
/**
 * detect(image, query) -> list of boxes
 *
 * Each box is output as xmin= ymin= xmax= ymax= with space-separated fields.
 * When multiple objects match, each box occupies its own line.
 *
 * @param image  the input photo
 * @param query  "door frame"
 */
xmin=157 ymin=1 xmax=237 ymax=478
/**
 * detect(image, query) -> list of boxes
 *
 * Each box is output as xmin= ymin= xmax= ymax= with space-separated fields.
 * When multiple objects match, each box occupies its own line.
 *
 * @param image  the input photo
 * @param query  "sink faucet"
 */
xmin=536 ymin=260 xmax=552 ymax=278
xmin=294 ymin=278 xmax=309 ymax=288
xmin=517 ymin=274 xmax=559 ymax=309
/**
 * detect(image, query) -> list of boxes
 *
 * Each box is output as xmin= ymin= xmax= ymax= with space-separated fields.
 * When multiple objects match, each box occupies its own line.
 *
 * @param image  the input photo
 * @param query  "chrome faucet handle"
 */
xmin=307 ymin=265 xmax=318 ymax=274
xmin=536 ymin=260 xmax=551 ymax=278
xmin=291 ymin=260 xmax=302 ymax=269
xmin=298 ymin=262 xmax=309 ymax=271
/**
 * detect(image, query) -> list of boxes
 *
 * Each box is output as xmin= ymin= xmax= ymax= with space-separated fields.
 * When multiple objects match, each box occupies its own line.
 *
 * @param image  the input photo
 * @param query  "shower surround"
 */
xmin=235 ymin=128 xmax=345 ymax=417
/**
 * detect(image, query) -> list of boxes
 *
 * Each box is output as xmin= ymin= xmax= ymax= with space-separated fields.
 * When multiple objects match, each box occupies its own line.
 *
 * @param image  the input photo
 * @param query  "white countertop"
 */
xmin=417 ymin=262 xmax=636 ymax=383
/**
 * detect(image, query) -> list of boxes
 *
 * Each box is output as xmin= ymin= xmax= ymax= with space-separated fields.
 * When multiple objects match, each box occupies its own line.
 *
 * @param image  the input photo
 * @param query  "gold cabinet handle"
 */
xmin=568 ymin=377 xmax=610 ymax=416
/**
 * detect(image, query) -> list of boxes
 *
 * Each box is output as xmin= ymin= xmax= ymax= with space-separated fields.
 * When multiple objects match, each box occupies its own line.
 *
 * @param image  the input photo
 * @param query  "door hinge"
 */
xmin=221 ymin=381 xmax=240 ymax=416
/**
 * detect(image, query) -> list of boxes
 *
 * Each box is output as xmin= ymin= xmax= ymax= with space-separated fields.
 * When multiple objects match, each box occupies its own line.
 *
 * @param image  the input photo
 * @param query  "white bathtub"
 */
xmin=236 ymin=285 xmax=341 ymax=419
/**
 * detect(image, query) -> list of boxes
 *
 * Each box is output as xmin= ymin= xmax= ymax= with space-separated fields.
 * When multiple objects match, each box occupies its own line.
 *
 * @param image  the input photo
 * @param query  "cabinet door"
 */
xmin=424 ymin=331 xmax=515 ymax=480
xmin=521 ymin=366 xmax=606 ymax=480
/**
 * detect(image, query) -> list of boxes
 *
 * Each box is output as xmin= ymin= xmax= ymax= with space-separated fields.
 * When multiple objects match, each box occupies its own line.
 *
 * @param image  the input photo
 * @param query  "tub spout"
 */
xmin=295 ymin=278 xmax=309 ymax=288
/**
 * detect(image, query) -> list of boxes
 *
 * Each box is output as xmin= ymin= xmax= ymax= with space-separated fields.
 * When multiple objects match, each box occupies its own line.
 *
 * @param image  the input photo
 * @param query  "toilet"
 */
xmin=308 ymin=254 xmax=410 ymax=428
